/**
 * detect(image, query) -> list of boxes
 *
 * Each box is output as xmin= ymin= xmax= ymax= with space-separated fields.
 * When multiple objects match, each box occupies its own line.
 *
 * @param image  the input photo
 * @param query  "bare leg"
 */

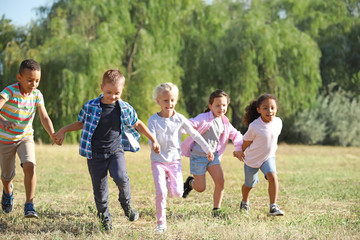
xmin=1 ymin=178 xmax=12 ymax=194
xmin=23 ymin=162 xmax=36 ymax=203
xmin=207 ymin=164 xmax=224 ymax=209
xmin=266 ymin=172 xmax=278 ymax=204
xmin=241 ymin=184 xmax=253 ymax=203
xmin=191 ymin=174 xmax=206 ymax=193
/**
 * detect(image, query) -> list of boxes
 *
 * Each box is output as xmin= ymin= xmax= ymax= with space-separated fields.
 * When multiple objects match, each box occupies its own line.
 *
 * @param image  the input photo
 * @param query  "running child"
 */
xmin=148 ymin=83 xmax=213 ymax=233
xmin=55 ymin=69 xmax=160 ymax=230
xmin=181 ymin=89 xmax=244 ymax=216
xmin=237 ymin=93 xmax=284 ymax=216
xmin=0 ymin=59 xmax=57 ymax=218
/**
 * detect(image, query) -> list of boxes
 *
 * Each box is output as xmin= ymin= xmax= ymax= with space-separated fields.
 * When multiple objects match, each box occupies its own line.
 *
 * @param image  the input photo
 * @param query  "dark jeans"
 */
xmin=87 ymin=148 xmax=131 ymax=223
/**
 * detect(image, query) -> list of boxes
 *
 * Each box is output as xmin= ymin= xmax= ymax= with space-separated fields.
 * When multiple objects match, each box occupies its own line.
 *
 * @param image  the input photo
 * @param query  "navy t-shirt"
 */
xmin=91 ymin=101 xmax=122 ymax=153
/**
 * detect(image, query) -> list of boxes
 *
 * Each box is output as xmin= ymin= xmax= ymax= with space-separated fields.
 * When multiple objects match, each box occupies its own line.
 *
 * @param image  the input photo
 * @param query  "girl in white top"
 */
xmin=235 ymin=94 xmax=284 ymax=216
xmin=148 ymin=83 xmax=213 ymax=233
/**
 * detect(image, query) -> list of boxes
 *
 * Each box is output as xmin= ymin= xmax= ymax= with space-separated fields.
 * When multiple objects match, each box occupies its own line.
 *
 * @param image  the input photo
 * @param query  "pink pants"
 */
xmin=151 ymin=160 xmax=183 ymax=225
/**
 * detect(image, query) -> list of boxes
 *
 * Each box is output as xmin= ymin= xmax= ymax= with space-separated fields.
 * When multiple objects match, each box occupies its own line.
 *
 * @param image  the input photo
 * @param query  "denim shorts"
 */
xmin=244 ymin=157 xmax=277 ymax=187
xmin=190 ymin=152 xmax=220 ymax=175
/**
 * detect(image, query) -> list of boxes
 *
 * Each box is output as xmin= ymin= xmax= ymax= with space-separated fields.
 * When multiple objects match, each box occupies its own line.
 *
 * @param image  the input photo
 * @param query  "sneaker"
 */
xmin=240 ymin=201 xmax=249 ymax=214
xmin=121 ymin=202 xmax=139 ymax=221
xmin=1 ymin=184 xmax=14 ymax=213
xmin=212 ymin=208 xmax=226 ymax=218
xmin=182 ymin=176 xmax=194 ymax=198
xmin=155 ymin=223 xmax=167 ymax=234
xmin=268 ymin=204 xmax=284 ymax=216
xmin=24 ymin=203 xmax=38 ymax=218
xmin=100 ymin=220 xmax=112 ymax=231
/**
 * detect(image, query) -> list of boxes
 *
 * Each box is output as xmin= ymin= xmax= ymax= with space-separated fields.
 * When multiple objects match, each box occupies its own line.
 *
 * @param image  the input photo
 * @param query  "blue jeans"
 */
xmin=87 ymin=148 xmax=131 ymax=223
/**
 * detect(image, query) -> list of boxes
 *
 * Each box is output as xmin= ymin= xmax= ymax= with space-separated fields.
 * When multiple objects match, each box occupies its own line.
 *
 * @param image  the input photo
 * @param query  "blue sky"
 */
xmin=0 ymin=0 xmax=213 ymax=26
xmin=0 ymin=0 xmax=52 ymax=26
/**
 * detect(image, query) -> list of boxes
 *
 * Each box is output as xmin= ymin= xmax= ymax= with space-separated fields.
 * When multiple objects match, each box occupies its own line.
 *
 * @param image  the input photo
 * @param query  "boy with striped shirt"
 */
xmin=0 ymin=59 xmax=57 ymax=218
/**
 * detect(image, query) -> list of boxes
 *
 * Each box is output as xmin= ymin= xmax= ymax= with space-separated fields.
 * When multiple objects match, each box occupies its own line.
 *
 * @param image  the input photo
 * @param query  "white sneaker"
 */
xmin=155 ymin=223 xmax=167 ymax=234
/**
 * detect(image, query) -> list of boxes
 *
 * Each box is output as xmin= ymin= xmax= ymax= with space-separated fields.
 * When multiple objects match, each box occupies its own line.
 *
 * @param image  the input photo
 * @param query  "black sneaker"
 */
xmin=240 ymin=201 xmax=249 ymax=214
xmin=100 ymin=220 xmax=112 ymax=231
xmin=24 ymin=203 xmax=38 ymax=218
xmin=121 ymin=202 xmax=139 ymax=221
xmin=1 ymin=184 xmax=14 ymax=213
xmin=182 ymin=176 xmax=194 ymax=198
xmin=268 ymin=204 xmax=284 ymax=216
xmin=212 ymin=208 xmax=225 ymax=218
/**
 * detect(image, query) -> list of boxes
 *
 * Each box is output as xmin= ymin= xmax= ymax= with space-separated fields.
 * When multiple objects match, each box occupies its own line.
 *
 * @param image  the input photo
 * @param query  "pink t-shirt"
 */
xmin=243 ymin=116 xmax=282 ymax=168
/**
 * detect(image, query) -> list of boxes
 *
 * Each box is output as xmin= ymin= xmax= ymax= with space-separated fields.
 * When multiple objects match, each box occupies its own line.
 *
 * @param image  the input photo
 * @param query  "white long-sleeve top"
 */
xmin=148 ymin=111 xmax=211 ymax=163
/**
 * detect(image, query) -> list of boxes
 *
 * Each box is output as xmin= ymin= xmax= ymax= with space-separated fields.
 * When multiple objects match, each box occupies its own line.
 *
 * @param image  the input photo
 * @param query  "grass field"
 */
xmin=0 ymin=143 xmax=359 ymax=240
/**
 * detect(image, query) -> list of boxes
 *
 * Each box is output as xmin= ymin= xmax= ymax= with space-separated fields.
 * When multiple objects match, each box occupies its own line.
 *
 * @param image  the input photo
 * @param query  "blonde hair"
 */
xmin=102 ymin=69 xmax=125 ymax=85
xmin=152 ymin=82 xmax=179 ymax=102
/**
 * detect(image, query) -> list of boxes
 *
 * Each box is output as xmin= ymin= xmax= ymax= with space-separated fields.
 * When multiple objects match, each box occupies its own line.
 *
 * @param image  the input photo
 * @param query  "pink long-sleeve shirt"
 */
xmin=181 ymin=111 xmax=243 ymax=159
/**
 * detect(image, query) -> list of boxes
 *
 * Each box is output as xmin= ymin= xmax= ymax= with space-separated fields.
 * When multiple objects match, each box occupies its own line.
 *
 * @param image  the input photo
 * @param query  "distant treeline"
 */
xmin=0 ymin=0 xmax=359 ymax=146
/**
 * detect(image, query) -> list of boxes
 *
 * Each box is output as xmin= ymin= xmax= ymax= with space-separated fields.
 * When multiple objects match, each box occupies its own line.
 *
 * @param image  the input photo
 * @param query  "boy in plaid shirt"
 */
xmin=55 ymin=69 xmax=160 ymax=230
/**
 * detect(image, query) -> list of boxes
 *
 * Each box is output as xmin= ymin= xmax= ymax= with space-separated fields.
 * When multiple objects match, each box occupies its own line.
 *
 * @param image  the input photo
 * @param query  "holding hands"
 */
xmin=0 ymin=119 xmax=16 ymax=131
xmin=152 ymin=141 xmax=161 ymax=154
xmin=207 ymin=151 xmax=214 ymax=161
xmin=233 ymin=150 xmax=245 ymax=162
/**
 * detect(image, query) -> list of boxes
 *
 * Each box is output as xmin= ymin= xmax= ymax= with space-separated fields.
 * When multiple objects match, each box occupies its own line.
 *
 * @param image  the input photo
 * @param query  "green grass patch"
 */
xmin=0 ymin=144 xmax=359 ymax=239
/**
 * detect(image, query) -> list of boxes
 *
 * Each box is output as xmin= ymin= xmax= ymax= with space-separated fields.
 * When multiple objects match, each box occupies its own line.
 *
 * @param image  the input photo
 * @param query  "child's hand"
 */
xmin=54 ymin=130 xmax=66 ymax=146
xmin=50 ymin=133 xmax=57 ymax=145
xmin=207 ymin=152 xmax=214 ymax=161
xmin=152 ymin=141 xmax=160 ymax=154
xmin=233 ymin=151 xmax=245 ymax=162
xmin=0 ymin=119 xmax=16 ymax=131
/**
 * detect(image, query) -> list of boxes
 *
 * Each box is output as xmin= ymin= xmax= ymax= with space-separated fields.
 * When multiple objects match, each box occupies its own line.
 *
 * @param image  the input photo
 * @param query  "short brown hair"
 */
xmin=19 ymin=59 xmax=41 ymax=75
xmin=102 ymin=69 xmax=125 ymax=85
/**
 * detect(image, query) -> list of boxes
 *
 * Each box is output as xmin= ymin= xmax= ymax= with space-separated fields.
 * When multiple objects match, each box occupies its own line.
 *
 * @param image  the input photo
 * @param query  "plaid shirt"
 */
xmin=77 ymin=95 xmax=140 ymax=159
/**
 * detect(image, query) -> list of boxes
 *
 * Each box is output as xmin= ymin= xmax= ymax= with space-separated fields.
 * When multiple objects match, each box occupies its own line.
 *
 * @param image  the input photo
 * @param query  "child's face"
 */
xmin=209 ymin=96 xmax=228 ymax=118
xmin=257 ymin=98 xmax=278 ymax=123
xmin=17 ymin=69 xmax=41 ymax=95
xmin=101 ymin=82 xmax=124 ymax=104
xmin=156 ymin=90 xmax=177 ymax=117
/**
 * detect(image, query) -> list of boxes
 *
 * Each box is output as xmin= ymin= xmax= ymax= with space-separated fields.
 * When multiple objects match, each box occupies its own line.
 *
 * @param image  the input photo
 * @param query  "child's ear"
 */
xmin=257 ymin=107 xmax=261 ymax=114
xmin=16 ymin=73 xmax=22 ymax=81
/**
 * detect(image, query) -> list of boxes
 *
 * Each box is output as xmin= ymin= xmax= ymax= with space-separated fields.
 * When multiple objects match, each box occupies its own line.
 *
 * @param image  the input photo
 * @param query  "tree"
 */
xmin=181 ymin=0 xmax=322 ymax=130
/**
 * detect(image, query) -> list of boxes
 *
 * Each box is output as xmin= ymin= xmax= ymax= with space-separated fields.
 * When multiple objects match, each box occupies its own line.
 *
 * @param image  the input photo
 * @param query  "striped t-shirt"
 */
xmin=0 ymin=83 xmax=44 ymax=144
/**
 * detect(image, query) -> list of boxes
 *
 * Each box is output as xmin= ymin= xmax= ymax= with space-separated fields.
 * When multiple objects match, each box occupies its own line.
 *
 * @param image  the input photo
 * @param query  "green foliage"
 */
xmin=271 ymin=0 xmax=360 ymax=93
xmin=181 ymin=0 xmax=322 ymax=129
xmin=292 ymin=89 xmax=360 ymax=146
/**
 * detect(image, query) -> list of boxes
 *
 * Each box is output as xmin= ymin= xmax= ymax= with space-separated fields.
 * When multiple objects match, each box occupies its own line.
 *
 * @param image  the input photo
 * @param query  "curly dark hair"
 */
xmin=242 ymin=94 xmax=278 ymax=126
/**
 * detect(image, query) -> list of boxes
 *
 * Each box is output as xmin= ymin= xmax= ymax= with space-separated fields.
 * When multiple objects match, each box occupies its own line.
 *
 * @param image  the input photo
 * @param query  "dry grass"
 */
xmin=0 ymin=143 xmax=359 ymax=239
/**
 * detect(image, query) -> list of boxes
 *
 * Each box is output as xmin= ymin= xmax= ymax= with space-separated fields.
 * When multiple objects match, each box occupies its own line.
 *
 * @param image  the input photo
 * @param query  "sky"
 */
xmin=0 ymin=0 xmax=52 ymax=26
xmin=0 ymin=0 xmax=214 ymax=26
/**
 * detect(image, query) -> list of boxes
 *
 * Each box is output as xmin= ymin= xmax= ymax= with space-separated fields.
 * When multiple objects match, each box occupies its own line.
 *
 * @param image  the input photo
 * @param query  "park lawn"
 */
xmin=0 ymin=144 xmax=359 ymax=240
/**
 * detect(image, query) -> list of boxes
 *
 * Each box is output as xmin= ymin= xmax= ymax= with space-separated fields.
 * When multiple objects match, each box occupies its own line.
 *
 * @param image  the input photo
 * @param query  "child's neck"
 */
xmin=158 ymin=110 xmax=174 ymax=118
xmin=18 ymin=83 xmax=31 ymax=97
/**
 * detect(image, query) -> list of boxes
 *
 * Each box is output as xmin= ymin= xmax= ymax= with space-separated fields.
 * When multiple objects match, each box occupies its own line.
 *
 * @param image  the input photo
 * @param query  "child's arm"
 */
xmin=0 ymin=96 xmax=16 ymax=130
xmin=37 ymin=105 xmax=56 ymax=144
xmin=242 ymin=140 xmax=253 ymax=151
xmin=228 ymin=123 xmax=245 ymax=161
xmin=133 ymin=119 xmax=160 ymax=153
xmin=182 ymin=117 xmax=214 ymax=161
xmin=55 ymin=121 xmax=84 ymax=145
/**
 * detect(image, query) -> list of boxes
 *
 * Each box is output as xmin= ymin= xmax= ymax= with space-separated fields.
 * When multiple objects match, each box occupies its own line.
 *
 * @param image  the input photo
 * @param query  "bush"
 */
xmin=291 ymin=90 xmax=360 ymax=146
